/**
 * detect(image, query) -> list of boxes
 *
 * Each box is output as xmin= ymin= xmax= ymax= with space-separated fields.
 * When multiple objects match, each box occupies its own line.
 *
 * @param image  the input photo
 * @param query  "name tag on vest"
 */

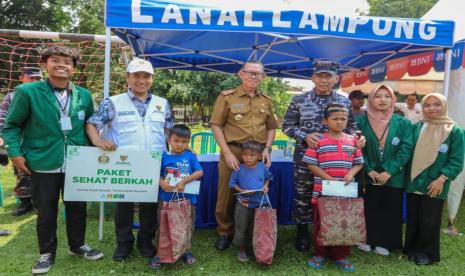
xmin=118 ymin=111 xmax=136 ymax=116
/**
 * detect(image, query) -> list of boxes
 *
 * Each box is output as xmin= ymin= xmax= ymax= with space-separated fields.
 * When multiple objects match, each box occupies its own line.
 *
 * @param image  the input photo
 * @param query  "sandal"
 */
xmin=182 ymin=252 xmax=196 ymax=265
xmin=148 ymin=256 xmax=162 ymax=269
xmin=307 ymin=255 xmax=327 ymax=270
xmin=237 ymin=251 xmax=249 ymax=262
xmin=443 ymin=226 xmax=462 ymax=236
xmin=334 ymin=259 xmax=355 ymax=272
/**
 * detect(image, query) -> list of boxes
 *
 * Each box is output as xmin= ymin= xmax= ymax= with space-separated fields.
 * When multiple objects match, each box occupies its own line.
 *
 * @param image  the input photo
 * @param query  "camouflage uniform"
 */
xmin=0 ymin=92 xmax=32 ymax=198
xmin=282 ymin=89 xmax=357 ymax=224
xmin=0 ymin=92 xmax=14 ymax=130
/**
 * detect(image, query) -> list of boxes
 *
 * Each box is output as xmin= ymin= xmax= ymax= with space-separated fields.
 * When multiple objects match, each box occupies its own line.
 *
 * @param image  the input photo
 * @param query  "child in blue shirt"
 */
xmin=149 ymin=124 xmax=203 ymax=269
xmin=229 ymin=141 xmax=273 ymax=262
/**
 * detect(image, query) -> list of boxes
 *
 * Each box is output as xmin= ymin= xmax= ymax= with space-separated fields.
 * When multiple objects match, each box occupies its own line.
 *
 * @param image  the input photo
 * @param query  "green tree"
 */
xmin=152 ymin=70 xmax=240 ymax=121
xmin=0 ymin=0 xmax=73 ymax=31
xmin=152 ymin=69 xmax=291 ymax=121
xmin=259 ymin=78 xmax=291 ymax=119
xmin=65 ymin=0 xmax=105 ymax=34
xmin=364 ymin=0 xmax=438 ymax=18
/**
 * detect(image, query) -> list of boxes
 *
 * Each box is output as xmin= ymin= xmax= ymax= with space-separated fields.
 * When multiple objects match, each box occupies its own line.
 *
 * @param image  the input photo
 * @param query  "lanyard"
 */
xmin=55 ymin=92 xmax=70 ymax=116
xmin=376 ymin=120 xmax=391 ymax=144
xmin=47 ymin=80 xmax=71 ymax=116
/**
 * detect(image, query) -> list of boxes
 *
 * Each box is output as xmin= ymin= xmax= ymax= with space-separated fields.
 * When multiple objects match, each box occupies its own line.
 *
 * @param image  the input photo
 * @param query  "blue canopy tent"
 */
xmin=105 ymin=0 xmax=454 ymax=80
xmin=99 ymin=0 xmax=456 ymax=240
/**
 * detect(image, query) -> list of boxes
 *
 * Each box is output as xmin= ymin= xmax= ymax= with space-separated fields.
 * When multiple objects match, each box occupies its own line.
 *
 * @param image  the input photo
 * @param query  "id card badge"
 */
xmin=60 ymin=116 xmax=72 ymax=131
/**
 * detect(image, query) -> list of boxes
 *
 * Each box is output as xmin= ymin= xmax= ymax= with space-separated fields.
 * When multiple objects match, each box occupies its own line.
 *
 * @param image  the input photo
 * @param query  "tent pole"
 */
xmin=98 ymin=27 xmax=112 ymax=242
xmin=103 ymin=28 xmax=111 ymax=99
xmin=443 ymin=48 xmax=452 ymax=98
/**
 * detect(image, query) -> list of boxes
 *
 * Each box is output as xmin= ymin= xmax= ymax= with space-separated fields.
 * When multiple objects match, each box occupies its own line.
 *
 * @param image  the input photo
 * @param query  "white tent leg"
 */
xmin=103 ymin=28 xmax=112 ymax=99
xmin=443 ymin=48 xmax=452 ymax=98
xmin=99 ymin=203 xmax=105 ymax=242
xmin=98 ymin=27 xmax=112 ymax=242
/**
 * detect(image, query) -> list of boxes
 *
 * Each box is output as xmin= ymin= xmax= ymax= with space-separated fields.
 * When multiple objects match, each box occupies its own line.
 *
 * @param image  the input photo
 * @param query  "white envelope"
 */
xmin=170 ymin=180 xmax=200 ymax=195
xmin=321 ymin=180 xmax=358 ymax=198
xmin=182 ymin=180 xmax=201 ymax=195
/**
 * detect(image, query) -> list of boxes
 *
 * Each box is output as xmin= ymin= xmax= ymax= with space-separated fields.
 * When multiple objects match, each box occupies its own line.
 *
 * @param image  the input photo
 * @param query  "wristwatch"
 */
xmin=264 ymin=146 xmax=272 ymax=153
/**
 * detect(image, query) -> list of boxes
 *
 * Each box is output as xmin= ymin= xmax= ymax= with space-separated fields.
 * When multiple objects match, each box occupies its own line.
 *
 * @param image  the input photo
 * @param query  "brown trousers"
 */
xmin=215 ymin=144 xmax=243 ymax=235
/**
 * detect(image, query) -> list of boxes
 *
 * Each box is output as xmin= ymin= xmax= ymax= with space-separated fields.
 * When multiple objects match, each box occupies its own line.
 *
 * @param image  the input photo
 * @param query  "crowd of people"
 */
xmin=0 ymin=45 xmax=463 ymax=274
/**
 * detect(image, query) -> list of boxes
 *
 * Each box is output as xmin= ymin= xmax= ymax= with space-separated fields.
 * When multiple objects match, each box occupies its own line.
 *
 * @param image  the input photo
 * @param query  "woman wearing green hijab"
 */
xmin=403 ymin=93 xmax=465 ymax=266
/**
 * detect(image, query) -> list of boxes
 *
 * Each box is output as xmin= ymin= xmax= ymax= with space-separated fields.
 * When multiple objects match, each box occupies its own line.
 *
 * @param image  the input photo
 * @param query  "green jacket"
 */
xmin=406 ymin=123 xmax=465 ymax=199
xmin=2 ymin=79 xmax=94 ymax=171
xmin=357 ymin=114 xmax=413 ymax=189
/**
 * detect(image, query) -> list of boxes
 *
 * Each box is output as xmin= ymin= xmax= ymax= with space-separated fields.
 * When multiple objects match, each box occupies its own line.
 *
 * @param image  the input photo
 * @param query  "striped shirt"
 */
xmin=303 ymin=133 xmax=363 ymax=203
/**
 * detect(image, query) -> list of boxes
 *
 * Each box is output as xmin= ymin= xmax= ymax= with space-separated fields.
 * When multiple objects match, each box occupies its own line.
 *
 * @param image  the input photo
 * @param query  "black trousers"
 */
xmin=365 ymin=184 xmax=404 ymax=250
xmin=30 ymin=172 xmax=86 ymax=255
xmin=403 ymin=193 xmax=444 ymax=262
xmin=232 ymin=202 xmax=255 ymax=247
xmin=115 ymin=202 xmax=157 ymax=246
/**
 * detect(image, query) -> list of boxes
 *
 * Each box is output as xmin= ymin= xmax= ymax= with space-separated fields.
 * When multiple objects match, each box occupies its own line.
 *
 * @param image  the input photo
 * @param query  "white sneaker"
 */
xmin=357 ymin=243 xmax=371 ymax=252
xmin=374 ymin=246 xmax=390 ymax=256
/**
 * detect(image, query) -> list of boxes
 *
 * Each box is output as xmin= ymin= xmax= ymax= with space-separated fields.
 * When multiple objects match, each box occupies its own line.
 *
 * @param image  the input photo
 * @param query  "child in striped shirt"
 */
xmin=303 ymin=103 xmax=363 ymax=272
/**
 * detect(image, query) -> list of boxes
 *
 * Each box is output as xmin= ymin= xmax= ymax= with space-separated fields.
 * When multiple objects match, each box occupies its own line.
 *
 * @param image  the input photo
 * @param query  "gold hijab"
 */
xmin=411 ymin=93 xmax=455 ymax=180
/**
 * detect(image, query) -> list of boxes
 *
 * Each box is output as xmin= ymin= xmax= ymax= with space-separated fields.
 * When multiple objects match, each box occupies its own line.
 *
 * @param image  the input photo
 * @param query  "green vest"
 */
xmin=2 ymin=79 xmax=94 ymax=171
xmin=357 ymin=114 xmax=413 ymax=189
xmin=406 ymin=123 xmax=465 ymax=199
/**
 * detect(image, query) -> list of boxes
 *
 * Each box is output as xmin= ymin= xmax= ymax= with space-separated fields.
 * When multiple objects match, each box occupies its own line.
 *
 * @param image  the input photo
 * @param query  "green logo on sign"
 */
xmin=67 ymin=146 xmax=80 ymax=160
xmin=150 ymin=151 xmax=162 ymax=160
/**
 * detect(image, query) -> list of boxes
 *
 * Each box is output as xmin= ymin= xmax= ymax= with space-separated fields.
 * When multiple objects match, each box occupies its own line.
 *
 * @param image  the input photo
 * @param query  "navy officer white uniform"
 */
xmin=86 ymin=58 xmax=173 ymax=261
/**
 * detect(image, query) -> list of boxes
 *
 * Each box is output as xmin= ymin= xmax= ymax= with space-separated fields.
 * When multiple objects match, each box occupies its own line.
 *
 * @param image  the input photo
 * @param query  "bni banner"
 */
xmin=64 ymin=146 xmax=161 ymax=202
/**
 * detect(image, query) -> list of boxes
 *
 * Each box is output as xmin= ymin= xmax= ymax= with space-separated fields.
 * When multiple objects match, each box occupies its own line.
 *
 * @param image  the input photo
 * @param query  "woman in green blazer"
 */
xmin=357 ymin=85 xmax=413 ymax=256
xmin=403 ymin=93 xmax=464 ymax=266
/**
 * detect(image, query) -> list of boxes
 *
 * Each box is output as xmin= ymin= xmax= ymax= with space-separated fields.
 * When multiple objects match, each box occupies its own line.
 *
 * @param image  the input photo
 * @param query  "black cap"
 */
xmin=314 ymin=61 xmax=339 ymax=75
xmin=0 ymin=149 xmax=8 ymax=166
xmin=349 ymin=90 xmax=368 ymax=99
xmin=20 ymin=67 xmax=43 ymax=78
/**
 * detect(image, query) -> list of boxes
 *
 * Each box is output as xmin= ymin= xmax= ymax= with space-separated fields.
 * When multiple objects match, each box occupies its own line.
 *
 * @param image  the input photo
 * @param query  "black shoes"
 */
xmin=33 ymin=245 xmax=102 ymax=274
xmin=69 ymin=244 xmax=104 ymax=260
xmin=32 ymin=253 xmax=55 ymax=274
xmin=407 ymin=254 xmax=416 ymax=262
xmin=295 ymin=224 xmax=310 ymax=252
xmin=215 ymin=235 xmax=232 ymax=251
xmin=137 ymin=242 xmax=156 ymax=258
xmin=113 ymin=241 xmax=156 ymax=261
xmin=12 ymin=199 xmax=33 ymax=216
xmin=113 ymin=242 xmax=133 ymax=262
xmin=415 ymin=253 xmax=432 ymax=265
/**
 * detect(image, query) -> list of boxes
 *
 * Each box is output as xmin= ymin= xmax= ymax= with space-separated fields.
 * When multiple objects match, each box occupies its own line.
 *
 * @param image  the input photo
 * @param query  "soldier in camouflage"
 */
xmin=282 ymin=61 xmax=358 ymax=252
xmin=0 ymin=67 xmax=43 ymax=216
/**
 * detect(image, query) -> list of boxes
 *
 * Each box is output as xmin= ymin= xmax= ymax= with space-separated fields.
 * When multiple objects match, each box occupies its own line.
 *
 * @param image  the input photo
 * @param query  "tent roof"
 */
xmin=106 ymin=0 xmax=455 ymax=79
xmin=423 ymin=0 xmax=465 ymax=42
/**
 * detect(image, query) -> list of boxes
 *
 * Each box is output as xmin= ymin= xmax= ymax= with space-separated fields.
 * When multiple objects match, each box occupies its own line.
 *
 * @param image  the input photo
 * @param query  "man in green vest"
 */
xmin=2 ymin=46 xmax=103 ymax=274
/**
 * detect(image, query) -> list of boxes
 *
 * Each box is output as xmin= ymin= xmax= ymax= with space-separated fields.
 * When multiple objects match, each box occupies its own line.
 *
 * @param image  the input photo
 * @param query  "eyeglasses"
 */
xmin=242 ymin=70 xmax=265 ymax=78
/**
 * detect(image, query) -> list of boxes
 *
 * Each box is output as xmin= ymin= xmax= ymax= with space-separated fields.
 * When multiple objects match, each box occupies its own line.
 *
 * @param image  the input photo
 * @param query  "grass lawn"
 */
xmin=1 ymin=164 xmax=465 ymax=276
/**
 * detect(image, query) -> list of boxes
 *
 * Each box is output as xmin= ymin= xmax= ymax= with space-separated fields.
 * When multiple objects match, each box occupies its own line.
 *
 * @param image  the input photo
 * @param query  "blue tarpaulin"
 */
xmin=105 ymin=0 xmax=455 ymax=79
